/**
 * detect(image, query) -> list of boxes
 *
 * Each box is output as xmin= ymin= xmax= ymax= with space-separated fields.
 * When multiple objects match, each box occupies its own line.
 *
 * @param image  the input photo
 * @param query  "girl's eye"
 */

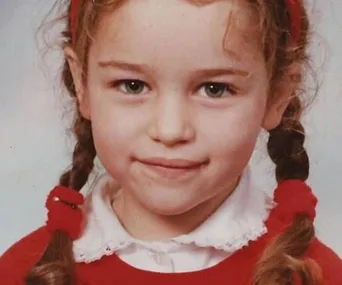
xmin=111 ymin=80 xmax=147 ymax=95
xmin=199 ymin=82 xmax=236 ymax=98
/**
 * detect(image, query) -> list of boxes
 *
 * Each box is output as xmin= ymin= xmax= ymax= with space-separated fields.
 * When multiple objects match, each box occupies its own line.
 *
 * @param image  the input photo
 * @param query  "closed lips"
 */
xmin=137 ymin=158 xmax=207 ymax=169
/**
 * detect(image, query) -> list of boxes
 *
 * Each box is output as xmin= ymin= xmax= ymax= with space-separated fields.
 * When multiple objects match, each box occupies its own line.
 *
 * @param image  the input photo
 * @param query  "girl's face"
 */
xmin=75 ymin=0 xmax=278 ymax=216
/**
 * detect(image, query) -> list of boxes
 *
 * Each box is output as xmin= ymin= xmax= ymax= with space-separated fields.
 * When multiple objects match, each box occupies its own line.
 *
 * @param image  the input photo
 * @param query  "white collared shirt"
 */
xmin=73 ymin=168 xmax=274 ymax=273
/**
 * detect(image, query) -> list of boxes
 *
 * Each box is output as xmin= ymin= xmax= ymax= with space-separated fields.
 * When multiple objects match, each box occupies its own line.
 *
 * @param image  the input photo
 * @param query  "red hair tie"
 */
xmin=69 ymin=0 xmax=302 ymax=44
xmin=273 ymin=180 xmax=317 ymax=225
xmin=45 ymin=186 xmax=84 ymax=240
xmin=286 ymin=0 xmax=302 ymax=43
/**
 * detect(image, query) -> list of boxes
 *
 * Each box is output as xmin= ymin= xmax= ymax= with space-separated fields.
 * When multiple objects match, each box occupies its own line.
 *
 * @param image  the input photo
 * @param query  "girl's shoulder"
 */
xmin=0 ymin=226 xmax=51 ymax=284
xmin=307 ymin=238 xmax=342 ymax=283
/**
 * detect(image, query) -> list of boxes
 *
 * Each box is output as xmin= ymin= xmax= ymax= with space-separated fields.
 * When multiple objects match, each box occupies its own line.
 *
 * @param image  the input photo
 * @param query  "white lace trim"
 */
xmin=73 ymin=168 xmax=275 ymax=263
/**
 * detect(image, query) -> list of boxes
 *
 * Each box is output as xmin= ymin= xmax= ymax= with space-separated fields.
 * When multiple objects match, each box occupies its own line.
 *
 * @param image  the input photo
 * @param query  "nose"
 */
xmin=148 ymin=95 xmax=195 ymax=146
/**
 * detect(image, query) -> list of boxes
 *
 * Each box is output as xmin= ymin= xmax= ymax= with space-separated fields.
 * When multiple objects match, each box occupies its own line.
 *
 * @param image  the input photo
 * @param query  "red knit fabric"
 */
xmin=1 ymin=182 xmax=342 ymax=284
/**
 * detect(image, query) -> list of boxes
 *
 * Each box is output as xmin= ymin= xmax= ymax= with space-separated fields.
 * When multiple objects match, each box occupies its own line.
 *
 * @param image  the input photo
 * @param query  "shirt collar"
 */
xmin=73 ymin=167 xmax=274 ymax=263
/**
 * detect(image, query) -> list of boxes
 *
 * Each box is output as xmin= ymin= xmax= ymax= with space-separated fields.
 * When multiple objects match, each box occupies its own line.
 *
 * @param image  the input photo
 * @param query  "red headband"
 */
xmin=69 ymin=0 xmax=301 ymax=44
xmin=286 ymin=0 xmax=302 ymax=42
xmin=70 ymin=0 xmax=81 ymax=43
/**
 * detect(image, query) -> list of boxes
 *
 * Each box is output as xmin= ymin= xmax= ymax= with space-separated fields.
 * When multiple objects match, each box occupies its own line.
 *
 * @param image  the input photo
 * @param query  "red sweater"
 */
xmin=1 ymin=182 xmax=342 ymax=284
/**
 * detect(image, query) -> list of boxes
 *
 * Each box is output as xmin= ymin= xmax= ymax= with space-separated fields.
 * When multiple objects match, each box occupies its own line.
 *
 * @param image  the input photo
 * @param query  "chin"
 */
xmin=139 ymin=194 xmax=199 ymax=216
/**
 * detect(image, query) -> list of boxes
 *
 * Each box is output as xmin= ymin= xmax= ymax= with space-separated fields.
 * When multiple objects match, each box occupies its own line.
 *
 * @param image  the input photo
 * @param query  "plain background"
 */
xmin=0 ymin=0 xmax=341 ymax=256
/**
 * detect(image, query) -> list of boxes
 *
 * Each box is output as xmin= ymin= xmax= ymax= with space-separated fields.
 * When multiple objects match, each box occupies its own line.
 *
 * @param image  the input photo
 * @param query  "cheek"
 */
xmin=199 ymin=100 xmax=266 ymax=162
xmin=89 ymin=99 xmax=142 ymax=175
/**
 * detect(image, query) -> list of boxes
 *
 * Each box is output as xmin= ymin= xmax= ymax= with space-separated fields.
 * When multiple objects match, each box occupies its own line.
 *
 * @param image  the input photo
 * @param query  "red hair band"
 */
xmin=70 ymin=0 xmax=81 ymax=44
xmin=273 ymin=180 xmax=317 ymax=225
xmin=69 ymin=0 xmax=302 ymax=44
xmin=286 ymin=0 xmax=302 ymax=42
xmin=45 ymin=186 xmax=84 ymax=240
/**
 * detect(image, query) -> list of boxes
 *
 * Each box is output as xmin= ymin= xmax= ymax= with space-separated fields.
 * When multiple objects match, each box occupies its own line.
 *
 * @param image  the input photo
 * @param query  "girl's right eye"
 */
xmin=109 ymin=80 xmax=148 ymax=95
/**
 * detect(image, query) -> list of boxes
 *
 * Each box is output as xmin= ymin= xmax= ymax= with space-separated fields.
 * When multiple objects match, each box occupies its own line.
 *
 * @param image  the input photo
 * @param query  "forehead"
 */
xmin=91 ymin=0 xmax=262 ymax=69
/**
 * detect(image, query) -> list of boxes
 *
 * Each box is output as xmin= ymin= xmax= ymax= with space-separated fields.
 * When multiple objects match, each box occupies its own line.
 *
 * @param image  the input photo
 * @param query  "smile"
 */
xmin=135 ymin=157 xmax=208 ymax=180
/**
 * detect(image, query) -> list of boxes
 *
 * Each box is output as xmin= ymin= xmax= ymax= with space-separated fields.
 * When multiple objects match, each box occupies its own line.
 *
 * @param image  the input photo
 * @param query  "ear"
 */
xmin=64 ymin=46 xmax=91 ymax=120
xmin=262 ymin=64 xmax=300 ymax=130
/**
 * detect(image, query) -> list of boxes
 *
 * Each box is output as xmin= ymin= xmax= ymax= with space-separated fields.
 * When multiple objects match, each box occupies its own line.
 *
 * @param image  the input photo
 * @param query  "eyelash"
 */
xmin=198 ymin=82 xmax=237 ymax=98
xmin=109 ymin=79 xmax=149 ymax=95
xmin=108 ymin=80 xmax=238 ymax=98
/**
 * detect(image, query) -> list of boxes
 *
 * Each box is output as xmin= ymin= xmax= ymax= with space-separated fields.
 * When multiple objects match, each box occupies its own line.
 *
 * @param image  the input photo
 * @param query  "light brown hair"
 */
xmin=26 ymin=1 xmax=321 ymax=284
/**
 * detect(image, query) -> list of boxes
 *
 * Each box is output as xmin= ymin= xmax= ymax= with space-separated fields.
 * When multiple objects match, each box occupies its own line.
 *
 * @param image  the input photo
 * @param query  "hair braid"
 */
xmin=268 ymin=97 xmax=309 ymax=183
xmin=253 ymin=98 xmax=322 ymax=284
xmin=25 ymin=62 xmax=96 ymax=285
xmin=60 ymin=114 xmax=96 ymax=189
xmin=253 ymin=214 xmax=321 ymax=285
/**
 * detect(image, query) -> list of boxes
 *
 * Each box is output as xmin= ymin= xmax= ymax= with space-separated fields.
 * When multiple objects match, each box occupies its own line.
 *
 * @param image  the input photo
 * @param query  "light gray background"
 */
xmin=0 ymin=0 xmax=341 ymax=256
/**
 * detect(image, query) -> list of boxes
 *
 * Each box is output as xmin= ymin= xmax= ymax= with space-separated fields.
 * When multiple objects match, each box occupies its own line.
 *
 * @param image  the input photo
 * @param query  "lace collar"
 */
xmin=73 ymin=168 xmax=274 ymax=263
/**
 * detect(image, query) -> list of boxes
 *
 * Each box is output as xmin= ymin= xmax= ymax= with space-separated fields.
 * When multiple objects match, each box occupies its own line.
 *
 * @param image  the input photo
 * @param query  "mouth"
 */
xmin=135 ymin=157 xmax=208 ymax=179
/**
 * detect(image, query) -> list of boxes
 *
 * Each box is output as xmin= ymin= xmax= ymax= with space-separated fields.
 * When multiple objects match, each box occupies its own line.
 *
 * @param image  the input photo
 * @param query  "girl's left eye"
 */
xmin=198 ymin=82 xmax=236 ymax=98
xmin=111 ymin=80 xmax=148 ymax=95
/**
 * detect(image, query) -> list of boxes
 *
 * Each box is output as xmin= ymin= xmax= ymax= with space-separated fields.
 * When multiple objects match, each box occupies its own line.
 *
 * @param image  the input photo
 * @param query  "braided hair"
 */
xmin=25 ymin=58 xmax=96 ymax=284
xmin=252 ymin=97 xmax=321 ymax=284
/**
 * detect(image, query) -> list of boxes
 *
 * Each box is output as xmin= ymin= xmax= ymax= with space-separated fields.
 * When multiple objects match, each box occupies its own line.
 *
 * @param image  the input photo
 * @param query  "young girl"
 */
xmin=1 ymin=0 xmax=341 ymax=284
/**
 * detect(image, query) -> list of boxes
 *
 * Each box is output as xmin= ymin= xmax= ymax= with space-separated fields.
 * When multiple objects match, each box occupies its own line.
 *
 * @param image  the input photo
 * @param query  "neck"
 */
xmin=112 ymin=179 xmax=239 ymax=241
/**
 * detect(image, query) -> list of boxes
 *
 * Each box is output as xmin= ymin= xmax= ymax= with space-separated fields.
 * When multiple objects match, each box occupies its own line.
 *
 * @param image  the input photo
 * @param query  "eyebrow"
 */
xmin=98 ymin=60 xmax=150 ymax=73
xmin=98 ymin=60 xmax=250 ymax=77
